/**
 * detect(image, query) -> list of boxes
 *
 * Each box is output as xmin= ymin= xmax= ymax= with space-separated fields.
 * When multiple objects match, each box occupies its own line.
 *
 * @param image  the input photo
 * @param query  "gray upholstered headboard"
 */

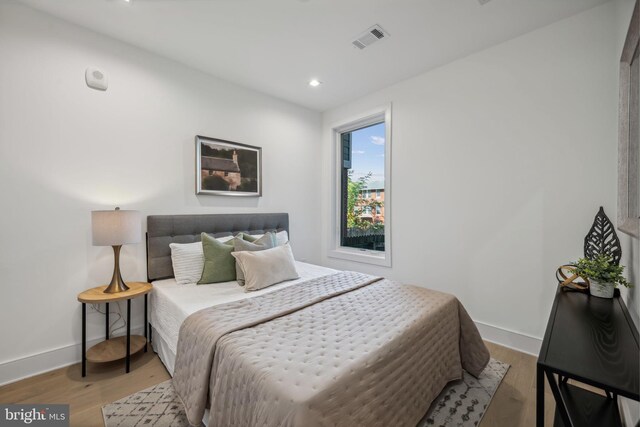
xmin=146 ymin=213 xmax=289 ymax=281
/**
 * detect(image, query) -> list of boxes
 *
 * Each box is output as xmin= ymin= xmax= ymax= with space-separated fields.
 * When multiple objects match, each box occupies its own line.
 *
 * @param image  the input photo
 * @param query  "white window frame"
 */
xmin=328 ymin=104 xmax=392 ymax=267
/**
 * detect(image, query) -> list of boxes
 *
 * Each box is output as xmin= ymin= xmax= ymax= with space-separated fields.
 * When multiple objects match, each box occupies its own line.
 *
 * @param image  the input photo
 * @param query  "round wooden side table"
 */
xmin=77 ymin=282 xmax=152 ymax=377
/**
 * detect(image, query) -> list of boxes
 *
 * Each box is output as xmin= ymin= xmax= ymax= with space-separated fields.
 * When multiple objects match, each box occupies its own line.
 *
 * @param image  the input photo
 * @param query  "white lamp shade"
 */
xmin=92 ymin=209 xmax=142 ymax=246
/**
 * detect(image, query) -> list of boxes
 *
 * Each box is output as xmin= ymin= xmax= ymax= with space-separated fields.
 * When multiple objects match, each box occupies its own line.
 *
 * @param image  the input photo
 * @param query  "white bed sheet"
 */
xmin=150 ymin=261 xmax=337 ymax=363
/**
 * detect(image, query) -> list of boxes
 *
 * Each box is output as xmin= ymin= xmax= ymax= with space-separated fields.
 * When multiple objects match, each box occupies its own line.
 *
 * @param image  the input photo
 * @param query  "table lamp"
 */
xmin=92 ymin=207 xmax=142 ymax=293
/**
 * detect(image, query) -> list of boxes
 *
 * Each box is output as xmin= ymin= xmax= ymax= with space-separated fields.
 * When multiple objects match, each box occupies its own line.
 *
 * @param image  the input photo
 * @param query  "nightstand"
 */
xmin=77 ymin=282 xmax=152 ymax=377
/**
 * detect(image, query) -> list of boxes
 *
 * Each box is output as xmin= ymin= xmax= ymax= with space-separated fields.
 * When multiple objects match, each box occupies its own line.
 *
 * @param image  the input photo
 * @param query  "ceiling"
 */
xmin=19 ymin=0 xmax=608 ymax=111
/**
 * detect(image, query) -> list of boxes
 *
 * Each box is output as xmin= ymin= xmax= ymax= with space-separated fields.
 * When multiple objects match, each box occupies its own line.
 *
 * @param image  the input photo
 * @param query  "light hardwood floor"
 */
xmin=482 ymin=342 xmax=555 ymax=426
xmin=0 ymin=342 xmax=553 ymax=427
xmin=0 ymin=351 xmax=170 ymax=427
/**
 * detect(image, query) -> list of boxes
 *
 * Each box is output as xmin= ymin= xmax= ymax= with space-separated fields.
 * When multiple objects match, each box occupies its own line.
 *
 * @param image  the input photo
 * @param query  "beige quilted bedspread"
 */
xmin=172 ymin=271 xmax=489 ymax=427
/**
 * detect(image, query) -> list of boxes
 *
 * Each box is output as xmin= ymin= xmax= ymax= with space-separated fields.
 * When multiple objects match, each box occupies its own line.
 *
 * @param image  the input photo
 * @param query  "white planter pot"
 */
xmin=589 ymin=280 xmax=615 ymax=298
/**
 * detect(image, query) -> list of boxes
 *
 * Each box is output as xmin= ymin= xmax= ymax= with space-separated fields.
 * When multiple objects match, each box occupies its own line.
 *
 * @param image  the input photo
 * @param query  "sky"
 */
xmin=349 ymin=122 xmax=385 ymax=188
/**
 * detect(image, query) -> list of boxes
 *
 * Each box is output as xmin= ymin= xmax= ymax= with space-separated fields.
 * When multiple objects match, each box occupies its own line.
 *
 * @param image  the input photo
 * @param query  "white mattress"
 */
xmin=150 ymin=261 xmax=337 ymax=362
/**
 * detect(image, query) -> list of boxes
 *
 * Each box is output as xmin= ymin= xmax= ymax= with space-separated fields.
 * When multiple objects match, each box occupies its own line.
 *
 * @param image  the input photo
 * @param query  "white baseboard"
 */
xmin=474 ymin=320 xmax=542 ymax=356
xmin=0 ymin=326 xmax=145 ymax=387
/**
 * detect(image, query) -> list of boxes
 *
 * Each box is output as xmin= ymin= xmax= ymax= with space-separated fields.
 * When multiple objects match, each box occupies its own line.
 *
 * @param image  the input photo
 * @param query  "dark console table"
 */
xmin=537 ymin=287 xmax=639 ymax=427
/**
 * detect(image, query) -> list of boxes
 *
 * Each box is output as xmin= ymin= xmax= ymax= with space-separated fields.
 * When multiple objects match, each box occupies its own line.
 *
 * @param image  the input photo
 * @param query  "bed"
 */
xmin=147 ymin=213 xmax=328 ymax=372
xmin=150 ymin=262 xmax=338 ymax=374
xmin=146 ymin=213 xmax=489 ymax=427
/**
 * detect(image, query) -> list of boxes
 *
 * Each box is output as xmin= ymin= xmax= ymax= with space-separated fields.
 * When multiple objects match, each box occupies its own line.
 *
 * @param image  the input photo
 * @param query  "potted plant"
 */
xmin=571 ymin=254 xmax=632 ymax=298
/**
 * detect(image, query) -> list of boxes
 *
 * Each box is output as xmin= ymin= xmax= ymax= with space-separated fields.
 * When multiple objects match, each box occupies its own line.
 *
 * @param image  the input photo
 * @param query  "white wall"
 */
xmin=620 ymin=233 xmax=640 ymax=424
xmin=322 ymin=1 xmax=627 ymax=350
xmin=0 ymin=3 xmax=321 ymax=384
xmin=629 ymin=237 xmax=639 ymax=321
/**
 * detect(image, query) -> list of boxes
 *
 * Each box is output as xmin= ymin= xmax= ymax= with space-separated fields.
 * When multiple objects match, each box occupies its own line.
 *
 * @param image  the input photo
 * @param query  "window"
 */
xmin=330 ymin=105 xmax=391 ymax=267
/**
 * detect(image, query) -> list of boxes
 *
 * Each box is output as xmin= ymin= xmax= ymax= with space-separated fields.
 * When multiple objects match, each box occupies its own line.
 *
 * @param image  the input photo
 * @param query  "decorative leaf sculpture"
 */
xmin=584 ymin=207 xmax=622 ymax=266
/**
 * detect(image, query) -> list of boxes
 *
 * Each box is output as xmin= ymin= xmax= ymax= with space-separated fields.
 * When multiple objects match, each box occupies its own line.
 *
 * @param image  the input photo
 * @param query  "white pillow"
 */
xmin=169 ymin=236 xmax=234 ymax=285
xmin=169 ymin=242 xmax=203 ymax=285
xmin=231 ymin=243 xmax=299 ymax=292
xmin=249 ymin=231 xmax=289 ymax=246
xmin=275 ymin=230 xmax=289 ymax=246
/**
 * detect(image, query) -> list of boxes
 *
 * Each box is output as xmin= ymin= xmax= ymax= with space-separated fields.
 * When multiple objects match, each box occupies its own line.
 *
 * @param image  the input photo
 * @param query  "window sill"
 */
xmin=328 ymin=247 xmax=391 ymax=267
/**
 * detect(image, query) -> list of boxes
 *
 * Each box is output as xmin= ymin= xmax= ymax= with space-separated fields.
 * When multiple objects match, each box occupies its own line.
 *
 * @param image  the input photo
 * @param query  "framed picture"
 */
xmin=196 ymin=135 xmax=262 ymax=196
xmin=618 ymin=0 xmax=640 ymax=238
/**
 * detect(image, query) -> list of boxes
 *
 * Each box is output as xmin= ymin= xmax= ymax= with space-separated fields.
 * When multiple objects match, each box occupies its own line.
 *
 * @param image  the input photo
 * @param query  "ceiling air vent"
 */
xmin=352 ymin=25 xmax=389 ymax=50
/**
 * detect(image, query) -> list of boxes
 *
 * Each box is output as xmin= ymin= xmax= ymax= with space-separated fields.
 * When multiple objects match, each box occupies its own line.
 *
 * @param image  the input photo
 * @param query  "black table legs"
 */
xmin=126 ymin=299 xmax=131 ymax=373
xmin=105 ymin=302 xmax=109 ymax=340
xmin=82 ymin=303 xmax=86 ymax=378
xmin=538 ymin=367 xmax=581 ymax=427
xmin=144 ymin=294 xmax=148 ymax=353
xmin=537 ymin=363 xmax=543 ymax=427
xmin=82 ymin=295 xmax=149 ymax=377
xmin=545 ymin=370 xmax=575 ymax=427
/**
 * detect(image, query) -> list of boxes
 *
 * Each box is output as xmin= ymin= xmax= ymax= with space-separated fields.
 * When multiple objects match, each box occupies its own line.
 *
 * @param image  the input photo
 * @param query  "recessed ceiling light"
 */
xmin=309 ymin=79 xmax=322 ymax=87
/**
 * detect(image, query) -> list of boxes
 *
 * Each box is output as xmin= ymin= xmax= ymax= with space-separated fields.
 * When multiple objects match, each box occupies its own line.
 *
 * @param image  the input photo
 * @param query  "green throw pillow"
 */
xmin=239 ymin=233 xmax=258 ymax=242
xmin=238 ymin=232 xmax=278 ymax=244
xmin=198 ymin=233 xmax=236 ymax=284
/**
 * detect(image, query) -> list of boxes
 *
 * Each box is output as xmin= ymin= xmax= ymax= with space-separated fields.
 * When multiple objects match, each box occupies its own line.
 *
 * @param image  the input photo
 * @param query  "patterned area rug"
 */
xmin=418 ymin=358 xmax=509 ymax=427
xmin=102 ymin=358 xmax=508 ymax=427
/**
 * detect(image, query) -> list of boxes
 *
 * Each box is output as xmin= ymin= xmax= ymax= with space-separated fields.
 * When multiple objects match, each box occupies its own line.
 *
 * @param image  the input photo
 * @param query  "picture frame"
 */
xmin=618 ymin=0 xmax=640 ymax=238
xmin=196 ymin=135 xmax=262 ymax=197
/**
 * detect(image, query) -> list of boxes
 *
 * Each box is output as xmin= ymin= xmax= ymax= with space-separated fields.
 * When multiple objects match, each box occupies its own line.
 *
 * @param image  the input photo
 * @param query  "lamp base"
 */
xmin=103 ymin=245 xmax=130 ymax=294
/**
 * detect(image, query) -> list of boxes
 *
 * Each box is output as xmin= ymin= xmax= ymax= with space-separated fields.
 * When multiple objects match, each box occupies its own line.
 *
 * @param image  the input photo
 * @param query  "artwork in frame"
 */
xmin=618 ymin=0 xmax=640 ymax=238
xmin=196 ymin=135 xmax=262 ymax=196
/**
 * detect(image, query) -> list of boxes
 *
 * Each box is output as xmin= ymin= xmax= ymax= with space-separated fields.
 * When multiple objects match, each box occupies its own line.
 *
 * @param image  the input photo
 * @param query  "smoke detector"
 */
xmin=477 ymin=0 xmax=492 ymax=4
xmin=352 ymin=25 xmax=389 ymax=50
